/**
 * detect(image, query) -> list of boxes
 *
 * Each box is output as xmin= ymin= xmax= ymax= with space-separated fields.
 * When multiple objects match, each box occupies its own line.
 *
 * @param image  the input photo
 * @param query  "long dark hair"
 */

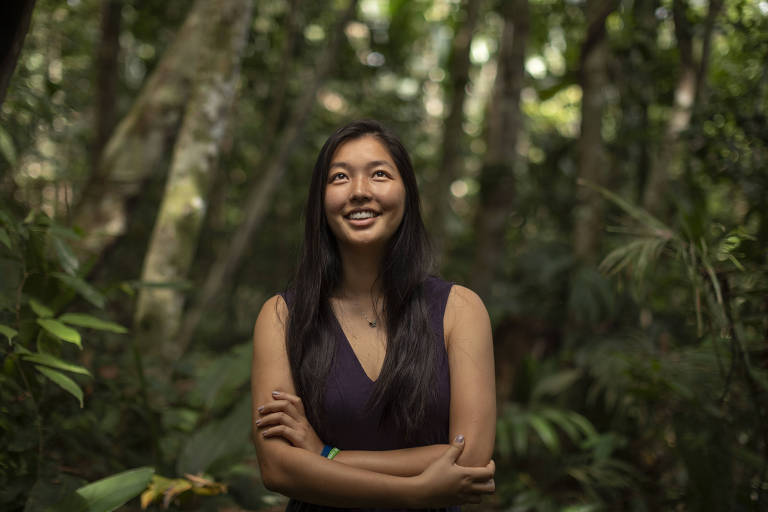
xmin=285 ymin=120 xmax=439 ymax=441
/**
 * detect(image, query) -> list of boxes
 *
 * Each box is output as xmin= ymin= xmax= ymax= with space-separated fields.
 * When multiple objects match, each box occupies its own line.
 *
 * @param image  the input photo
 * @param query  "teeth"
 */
xmin=349 ymin=211 xmax=376 ymax=219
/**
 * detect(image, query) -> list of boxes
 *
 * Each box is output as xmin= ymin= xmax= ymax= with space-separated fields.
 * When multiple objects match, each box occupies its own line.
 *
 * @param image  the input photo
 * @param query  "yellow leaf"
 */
xmin=140 ymin=489 xmax=157 ymax=509
xmin=163 ymin=480 xmax=192 ymax=508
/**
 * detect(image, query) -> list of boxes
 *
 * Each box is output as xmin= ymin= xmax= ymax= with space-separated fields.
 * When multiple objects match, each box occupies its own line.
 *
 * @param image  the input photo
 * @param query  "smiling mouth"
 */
xmin=345 ymin=210 xmax=380 ymax=220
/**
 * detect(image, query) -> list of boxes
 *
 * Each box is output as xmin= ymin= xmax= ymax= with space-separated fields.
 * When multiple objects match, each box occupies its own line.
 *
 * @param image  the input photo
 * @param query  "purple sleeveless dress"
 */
xmin=283 ymin=276 xmax=458 ymax=512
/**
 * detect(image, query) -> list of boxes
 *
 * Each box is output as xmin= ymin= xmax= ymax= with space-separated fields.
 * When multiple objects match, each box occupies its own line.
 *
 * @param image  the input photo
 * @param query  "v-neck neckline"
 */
xmin=331 ymin=310 xmax=381 ymax=384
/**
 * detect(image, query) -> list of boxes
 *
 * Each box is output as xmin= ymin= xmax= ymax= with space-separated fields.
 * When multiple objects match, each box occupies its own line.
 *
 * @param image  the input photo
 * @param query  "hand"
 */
xmin=411 ymin=435 xmax=495 ymax=507
xmin=256 ymin=391 xmax=325 ymax=454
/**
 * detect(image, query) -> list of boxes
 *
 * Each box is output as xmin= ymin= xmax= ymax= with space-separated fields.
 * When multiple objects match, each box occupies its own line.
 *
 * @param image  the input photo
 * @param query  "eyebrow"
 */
xmin=329 ymin=160 xmax=395 ymax=171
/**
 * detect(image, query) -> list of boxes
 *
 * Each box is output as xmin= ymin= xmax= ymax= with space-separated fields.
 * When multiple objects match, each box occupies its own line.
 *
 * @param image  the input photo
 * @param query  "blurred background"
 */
xmin=1 ymin=0 xmax=767 ymax=510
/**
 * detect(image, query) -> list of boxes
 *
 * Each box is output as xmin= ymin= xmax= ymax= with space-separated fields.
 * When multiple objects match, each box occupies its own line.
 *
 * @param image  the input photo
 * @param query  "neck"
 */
xmin=336 ymin=244 xmax=385 ymax=301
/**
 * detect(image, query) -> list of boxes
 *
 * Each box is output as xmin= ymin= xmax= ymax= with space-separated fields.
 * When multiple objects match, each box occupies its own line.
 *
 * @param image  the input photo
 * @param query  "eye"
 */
xmin=329 ymin=172 xmax=348 ymax=182
xmin=373 ymin=170 xmax=388 ymax=179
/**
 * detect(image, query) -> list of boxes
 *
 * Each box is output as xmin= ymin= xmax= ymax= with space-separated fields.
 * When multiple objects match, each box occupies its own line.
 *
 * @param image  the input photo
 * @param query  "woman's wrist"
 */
xmin=321 ymin=444 xmax=341 ymax=459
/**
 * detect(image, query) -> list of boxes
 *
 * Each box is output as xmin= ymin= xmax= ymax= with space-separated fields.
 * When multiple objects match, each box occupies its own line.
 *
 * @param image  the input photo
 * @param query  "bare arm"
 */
xmin=445 ymin=285 xmax=496 ymax=467
xmin=251 ymin=295 xmax=494 ymax=507
xmin=257 ymin=389 xmax=446 ymax=477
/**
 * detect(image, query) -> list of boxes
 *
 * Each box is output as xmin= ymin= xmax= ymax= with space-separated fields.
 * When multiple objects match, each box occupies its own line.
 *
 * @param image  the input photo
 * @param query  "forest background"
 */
xmin=1 ymin=0 xmax=767 ymax=510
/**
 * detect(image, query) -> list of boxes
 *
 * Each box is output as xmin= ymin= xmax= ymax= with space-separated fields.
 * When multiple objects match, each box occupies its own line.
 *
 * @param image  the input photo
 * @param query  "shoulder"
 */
xmin=446 ymin=285 xmax=488 ymax=316
xmin=253 ymin=294 xmax=289 ymax=345
xmin=444 ymin=285 xmax=491 ymax=347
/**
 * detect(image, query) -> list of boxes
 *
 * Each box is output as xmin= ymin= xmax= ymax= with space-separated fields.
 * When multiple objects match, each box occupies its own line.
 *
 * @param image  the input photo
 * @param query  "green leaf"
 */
xmin=35 ymin=365 xmax=84 ymax=407
xmin=176 ymin=395 xmax=253 ymax=475
xmin=52 ymin=237 xmax=79 ymax=275
xmin=539 ymin=408 xmax=581 ymax=442
xmin=0 ymin=125 xmax=17 ymax=165
xmin=59 ymin=313 xmax=128 ymax=334
xmin=47 ymin=466 xmax=155 ymax=512
xmin=567 ymin=411 xmax=598 ymax=440
xmin=25 ymin=473 xmax=88 ymax=512
xmin=532 ymin=368 xmax=582 ymax=401
xmin=0 ymin=324 xmax=18 ymax=342
xmin=51 ymin=272 xmax=106 ymax=308
xmin=30 ymin=299 xmax=54 ymax=318
xmin=529 ymin=415 xmax=560 ymax=453
xmin=22 ymin=351 xmax=91 ymax=376
xmin=49 ymin=223 xmax=82 ymax=241
xmin=190 ymin=342 xmax=251 ymax=409
xmin=119 ymin=282 xmax=135 ymax=297
xmin=0 ymin=227 xmax=11 ymax=249
xmin=578 ymin=179 xmax=674 ymax=236
xmin=512 ymin=417 xmax=528 ymax=455
xmin=37 ymin=319 xmax=82 ymax=348
xmin=495 ymin=418 xmax=511 ymax=457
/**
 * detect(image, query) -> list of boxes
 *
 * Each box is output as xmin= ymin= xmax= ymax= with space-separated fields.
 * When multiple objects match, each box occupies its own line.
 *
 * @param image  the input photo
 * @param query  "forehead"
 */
xmin=330 ymin=135 xmax=396 ymax=167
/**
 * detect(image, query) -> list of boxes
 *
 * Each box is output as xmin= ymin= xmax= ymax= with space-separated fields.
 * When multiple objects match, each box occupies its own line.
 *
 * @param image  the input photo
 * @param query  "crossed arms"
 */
xmin=250 ymin=286 xmax=496 ymax=508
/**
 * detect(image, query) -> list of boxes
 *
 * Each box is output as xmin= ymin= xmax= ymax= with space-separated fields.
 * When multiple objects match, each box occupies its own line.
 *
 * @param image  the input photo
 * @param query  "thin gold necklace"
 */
xmin=339 ymin=295 xmax=380 ymax=328
xmin=354 ymin=299 xmax=379 ymax=328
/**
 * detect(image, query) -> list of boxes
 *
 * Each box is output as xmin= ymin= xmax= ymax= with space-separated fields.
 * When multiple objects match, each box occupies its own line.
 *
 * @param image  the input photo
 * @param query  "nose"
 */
xmin=350 ymin=175 xmax=371 ymax=202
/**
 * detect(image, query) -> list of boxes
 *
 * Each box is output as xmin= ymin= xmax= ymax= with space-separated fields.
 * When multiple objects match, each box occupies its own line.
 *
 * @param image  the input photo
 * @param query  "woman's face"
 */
xmin=324 ymin=135 xmax=406 ymax=251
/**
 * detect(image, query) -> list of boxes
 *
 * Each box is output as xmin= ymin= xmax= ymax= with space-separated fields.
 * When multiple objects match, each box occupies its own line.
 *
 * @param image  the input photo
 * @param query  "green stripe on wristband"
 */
xmin=326 ymin=447 xmax=340 ymax=460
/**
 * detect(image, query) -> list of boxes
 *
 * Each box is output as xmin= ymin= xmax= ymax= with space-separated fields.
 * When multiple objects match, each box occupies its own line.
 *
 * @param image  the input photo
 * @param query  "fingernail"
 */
xmin=455 ymin=434 xmax=464 ymax=443
xmin=257 ymin=406 xmax=264 ymax=413
xmin=255 ymin=419 xmax=261 ymax=425
xmin=271 ymin=391 xmax=280 ymax=397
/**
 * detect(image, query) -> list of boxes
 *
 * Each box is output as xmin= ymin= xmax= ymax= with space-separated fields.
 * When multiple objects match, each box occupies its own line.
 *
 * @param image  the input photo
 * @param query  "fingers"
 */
xmin=460 ymin=475 xmax=495 ymax=505
xmin=257 ymin=399 xmax=297 ymax=418
xmin=470 ymin=478 xmax=495 ymax=494
xmin=271 ymin=390 xmax=306 ymax=414
xmin=255 ymin=411 xmax=298 ymax=430
xmin=261 ymin=424 xmax=301 ymax=446
xmin=442 ymin=434 xmax=465 ymax=463
xmin=256 ymin=391 xmax=306 ymax=418
xmin=463 ymin=459 xmax=496 ymax=482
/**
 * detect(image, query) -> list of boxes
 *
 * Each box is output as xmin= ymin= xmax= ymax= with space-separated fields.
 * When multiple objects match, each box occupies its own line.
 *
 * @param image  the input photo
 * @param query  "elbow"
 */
xmin=253 ymin=436 xmax=291 ymax=494
xmin=456 ymin=437 xmax=495 ymax=467
xmin=258 ymin=457 xmax=289 ymax=494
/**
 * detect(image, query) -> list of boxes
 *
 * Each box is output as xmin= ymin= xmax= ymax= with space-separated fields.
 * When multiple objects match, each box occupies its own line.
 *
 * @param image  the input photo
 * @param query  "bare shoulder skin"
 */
xmin=443 ymin=285 xmax=496 ymax=467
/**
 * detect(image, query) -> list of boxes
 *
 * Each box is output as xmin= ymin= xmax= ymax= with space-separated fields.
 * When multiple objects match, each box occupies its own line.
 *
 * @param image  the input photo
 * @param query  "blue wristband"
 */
xmin=321 ymin=444 xmax=332 ymax=457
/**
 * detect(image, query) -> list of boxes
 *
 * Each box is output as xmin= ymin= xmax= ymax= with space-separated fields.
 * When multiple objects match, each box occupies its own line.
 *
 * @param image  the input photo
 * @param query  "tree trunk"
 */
xmin=71 ymin=0 xmax=215 ymax=260
xmin=91 ymin=0 xmax=122 ymax=176
xmin=695 ymin=0 xmax=724 ymax=106
xmin=469 ymin=0 xmax=528 ymax=300
xmin=132 ymin=0 xmax=252 ymax=371
xmin=174 ymin=0 xmax=360 ymax=353
xmin=0 ymin=0 xmax=36 ymax=108
xmin=200 ymin=0 xmax=302 ymax=240
xmin=572 ymin=0 xmax=616 ymax=263
xmin=429 ymin=0 xmax=481 ymax=260
xmin=642 ymin=0 xmax=722 ymax=217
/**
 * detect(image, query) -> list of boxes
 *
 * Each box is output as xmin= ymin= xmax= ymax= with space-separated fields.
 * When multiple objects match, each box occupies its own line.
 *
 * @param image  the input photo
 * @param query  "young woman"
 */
xmin=250 ymin=120 xmax=496 ymax=510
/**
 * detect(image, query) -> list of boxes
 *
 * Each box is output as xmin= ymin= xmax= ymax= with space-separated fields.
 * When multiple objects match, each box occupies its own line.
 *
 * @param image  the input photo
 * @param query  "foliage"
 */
xmin=0 ymin=209 xmax=136 ymax=509
xmin=50 ymin=466 xmax=155 ymax=512
xmin=496 ymin=360 xmax=637 ymax=510
xmin=1 ymin=0 xmax=767 ymax=510
xmin=579 ymin=182 xmax=768 ymax=510
xmin=140 ymin=473 xmax=227 ymax=510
